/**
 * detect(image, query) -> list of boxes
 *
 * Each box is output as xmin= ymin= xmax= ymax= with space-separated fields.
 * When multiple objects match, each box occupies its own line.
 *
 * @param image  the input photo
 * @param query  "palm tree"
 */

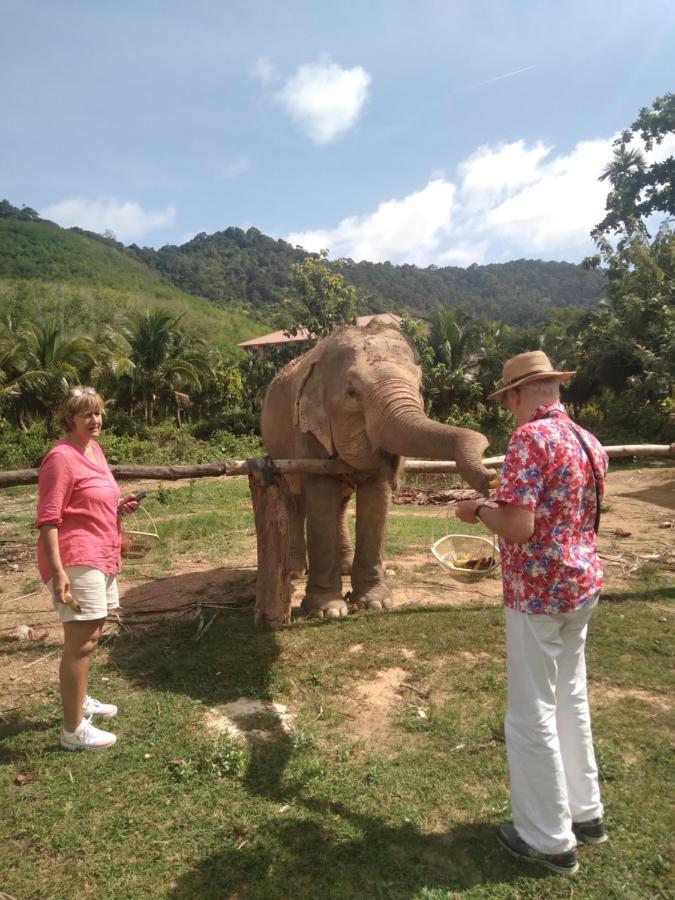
xmin=599 ymin=145 xmax=646 ymax=187
xmin=596 ymin=144 xmax=648 ymax=238
xmin=429 ymin=307 xmax=484 ymax=372
xmin=0 ymin=318 xmax=46 ymax=428
xmin=23 ymin=322 xmax=97 ymax=429
xmin=122 ymin=309 xmax=214 ymax=424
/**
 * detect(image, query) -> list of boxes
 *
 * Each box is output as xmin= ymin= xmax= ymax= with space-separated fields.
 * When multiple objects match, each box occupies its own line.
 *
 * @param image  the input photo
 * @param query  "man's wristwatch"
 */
xmin=475 ymin=503 xmax=490 ymax=522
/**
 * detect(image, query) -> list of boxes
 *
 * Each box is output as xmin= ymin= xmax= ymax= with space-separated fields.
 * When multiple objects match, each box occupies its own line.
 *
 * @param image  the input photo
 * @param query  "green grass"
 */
xmin=2 ymin=600 xmax=673 ymax=898
xmin=1 ymin=480 xmax=673 ymax=898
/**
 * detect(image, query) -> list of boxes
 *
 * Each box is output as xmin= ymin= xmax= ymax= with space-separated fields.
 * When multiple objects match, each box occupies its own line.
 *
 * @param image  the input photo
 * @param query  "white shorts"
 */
xmin=48 ymin=565 xmax=119 ymax=623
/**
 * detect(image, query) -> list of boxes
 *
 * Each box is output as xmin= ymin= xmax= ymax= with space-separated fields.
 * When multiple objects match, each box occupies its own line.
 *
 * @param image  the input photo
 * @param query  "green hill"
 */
xmin=130 ymin=227 xmax=607 ymax=325
xmin=0 ymin=216 xmax=268 ymax=355
xmin=0 ymin=198 xmax=607 ymax=335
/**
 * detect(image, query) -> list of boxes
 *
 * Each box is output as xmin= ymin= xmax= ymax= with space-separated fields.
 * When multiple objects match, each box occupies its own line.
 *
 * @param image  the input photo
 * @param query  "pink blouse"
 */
xmin=35 ymin=439 xmax=122 ymax=583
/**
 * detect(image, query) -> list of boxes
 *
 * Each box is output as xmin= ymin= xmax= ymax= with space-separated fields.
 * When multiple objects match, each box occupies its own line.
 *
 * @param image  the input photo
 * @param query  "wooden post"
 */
xmin=247 ymin=459 xmax=291 ymax=629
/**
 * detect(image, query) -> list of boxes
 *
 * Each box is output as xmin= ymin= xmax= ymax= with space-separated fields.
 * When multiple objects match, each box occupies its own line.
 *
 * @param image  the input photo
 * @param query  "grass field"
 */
xmin=1 ymin=478 xmax=673 ymax=899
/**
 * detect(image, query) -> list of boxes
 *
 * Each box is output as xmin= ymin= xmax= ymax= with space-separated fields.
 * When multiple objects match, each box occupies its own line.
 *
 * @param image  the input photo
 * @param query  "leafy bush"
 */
xmin=0 ymin=417 xmax=266 ymax=470
xmin=444 ymin=403 xmax=514 ymax=454
xmin=576 ymin=390 xmax=674 ymax=444
xmin=207 ymin=430 xmax=264 ymax=459
xmin=0 ymin=420 xmax=51 ymax=469
xmin=191 ymin=410 xmax=260 ymax=440
xmin=103 ymin=410 xmax=151 ymax=440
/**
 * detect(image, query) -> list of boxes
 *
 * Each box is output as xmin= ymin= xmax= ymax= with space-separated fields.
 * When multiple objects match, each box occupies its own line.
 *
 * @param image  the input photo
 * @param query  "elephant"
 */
xmin=260 ymin=323 xmax=491 ymax=619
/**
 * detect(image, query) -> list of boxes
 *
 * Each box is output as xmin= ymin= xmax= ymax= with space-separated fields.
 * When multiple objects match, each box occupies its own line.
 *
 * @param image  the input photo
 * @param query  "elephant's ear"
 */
xmin=294 ymin=362 xmax=336 ymax=456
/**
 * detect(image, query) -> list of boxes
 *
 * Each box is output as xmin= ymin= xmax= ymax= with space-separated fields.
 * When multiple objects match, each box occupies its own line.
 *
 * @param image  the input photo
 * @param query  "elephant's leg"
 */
xmin=339 ymin=486 xmax=354 ymax=576
xmin=286 ymin=490 xmax=307 ymax=577
xmin=350 ymin=477 xmax=393 ymax=611
xmin=301 ymin=475 xmax=348 ymax=620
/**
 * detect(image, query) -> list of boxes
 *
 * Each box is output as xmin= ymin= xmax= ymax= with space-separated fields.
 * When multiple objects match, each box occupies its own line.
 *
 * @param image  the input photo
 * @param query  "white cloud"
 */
xmin=458 ymin=140 xmax=552 ymax=212
xmin=275 ymin=58 xmax=371 ymax=144
xmin=436 ymin=241 xmax=489 ymax=267
xmin=41 ymin=198 xmax=176 ymax=242
xmin=285 ymin=136 xmax=625 ymax=265
xmin=287 ymin=179 xmax=456 ymax=265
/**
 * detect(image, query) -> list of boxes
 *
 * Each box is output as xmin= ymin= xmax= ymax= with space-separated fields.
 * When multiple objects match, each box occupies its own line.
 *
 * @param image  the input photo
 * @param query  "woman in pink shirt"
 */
xmin=36 ymin=387 xmax=138 ymax=751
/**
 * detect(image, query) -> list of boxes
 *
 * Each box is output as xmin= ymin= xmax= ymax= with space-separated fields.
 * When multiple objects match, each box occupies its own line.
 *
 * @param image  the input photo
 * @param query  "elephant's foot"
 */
xmin=300 ymin=594 xmax=349 ymax=620
xmin=350 ymin=582 xmax=394 ymax=612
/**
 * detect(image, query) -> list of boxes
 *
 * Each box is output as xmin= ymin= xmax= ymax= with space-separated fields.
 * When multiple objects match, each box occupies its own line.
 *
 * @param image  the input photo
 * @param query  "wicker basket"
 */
xmin=431 ymin=533 xmax=500 ymax=584
xmin=121 ymin=506 xmax=159 ymax=559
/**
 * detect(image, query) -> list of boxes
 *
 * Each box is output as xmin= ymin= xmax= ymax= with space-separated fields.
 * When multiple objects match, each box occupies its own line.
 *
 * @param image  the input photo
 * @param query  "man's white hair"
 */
xmin=518 ymin=378 xmax=561 ymax=399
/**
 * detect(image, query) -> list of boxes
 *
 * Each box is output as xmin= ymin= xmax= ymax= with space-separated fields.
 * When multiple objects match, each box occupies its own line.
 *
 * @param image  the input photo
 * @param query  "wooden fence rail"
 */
xmin=2 ymin=443 xmax=673 ymax=630
xmin=0 ymin=444 xmax=673 ymax=489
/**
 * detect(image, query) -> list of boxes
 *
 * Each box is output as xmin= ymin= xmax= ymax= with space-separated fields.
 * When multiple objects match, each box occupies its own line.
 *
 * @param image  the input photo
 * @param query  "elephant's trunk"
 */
xmin=365 ymin=378 xmax=491 ymax=496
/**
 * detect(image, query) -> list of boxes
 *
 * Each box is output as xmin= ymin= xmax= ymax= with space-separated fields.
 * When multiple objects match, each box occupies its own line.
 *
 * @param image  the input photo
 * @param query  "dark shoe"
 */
xmin=572 ymin=817 xmax=608 ymax=844
xmin=497 ymin=823 xmax=579 ymax=875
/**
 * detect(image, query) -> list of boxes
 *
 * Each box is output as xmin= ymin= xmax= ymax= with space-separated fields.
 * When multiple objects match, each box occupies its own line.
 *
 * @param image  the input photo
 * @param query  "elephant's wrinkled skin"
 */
xmin=260 ymin=323 xmax=491 ymax=619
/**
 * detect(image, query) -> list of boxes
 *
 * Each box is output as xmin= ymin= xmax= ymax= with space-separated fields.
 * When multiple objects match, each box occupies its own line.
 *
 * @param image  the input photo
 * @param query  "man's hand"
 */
xmin=455 ymin=499 xmax=534 ymax=543
xmin=454 ymin=499 xmax=484 ymax=524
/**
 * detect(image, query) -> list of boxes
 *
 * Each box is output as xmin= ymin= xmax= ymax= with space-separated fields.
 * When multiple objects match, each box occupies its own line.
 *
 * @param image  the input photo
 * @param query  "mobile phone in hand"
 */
xmin=133 ymin=491 xmax=148 ymax=502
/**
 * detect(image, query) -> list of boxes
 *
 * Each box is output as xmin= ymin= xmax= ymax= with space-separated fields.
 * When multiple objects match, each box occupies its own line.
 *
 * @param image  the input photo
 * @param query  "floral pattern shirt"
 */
xmin=495 ymin=401 xmax=608 ymax=614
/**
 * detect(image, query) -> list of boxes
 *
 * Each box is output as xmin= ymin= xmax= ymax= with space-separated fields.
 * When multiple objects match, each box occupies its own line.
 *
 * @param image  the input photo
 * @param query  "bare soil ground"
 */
xmin=1 ymin=466 xmax=672 ymax=713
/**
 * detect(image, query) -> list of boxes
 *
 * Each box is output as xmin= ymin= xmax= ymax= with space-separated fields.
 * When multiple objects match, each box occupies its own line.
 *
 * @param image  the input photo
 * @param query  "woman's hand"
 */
xmin=52 ymin=568 xmax=70 ymax=605
xmin=118 ymin=494 xmax=140 ymax=515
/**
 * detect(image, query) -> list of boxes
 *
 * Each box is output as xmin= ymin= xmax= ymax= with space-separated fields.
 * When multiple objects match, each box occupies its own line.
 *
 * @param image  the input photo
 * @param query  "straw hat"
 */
xmin=488 ymin=351 xmax=575 ymax=401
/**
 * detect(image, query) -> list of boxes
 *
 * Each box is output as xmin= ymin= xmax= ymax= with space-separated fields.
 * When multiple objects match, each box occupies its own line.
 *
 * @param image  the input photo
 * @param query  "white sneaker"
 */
xmin=61 ymin=716 xmax=117 ymax=751
xmin=82 ymin=695 xmax=118 ymax=718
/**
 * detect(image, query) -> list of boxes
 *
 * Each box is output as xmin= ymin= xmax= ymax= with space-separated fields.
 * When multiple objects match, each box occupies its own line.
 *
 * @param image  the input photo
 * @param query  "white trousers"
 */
xmin=504 ymin=599 xmax=603 ymax=855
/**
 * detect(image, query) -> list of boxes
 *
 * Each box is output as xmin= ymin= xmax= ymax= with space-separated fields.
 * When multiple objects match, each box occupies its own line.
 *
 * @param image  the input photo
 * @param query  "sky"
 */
xmin=1 ymin=0 xmax=674 ymax=267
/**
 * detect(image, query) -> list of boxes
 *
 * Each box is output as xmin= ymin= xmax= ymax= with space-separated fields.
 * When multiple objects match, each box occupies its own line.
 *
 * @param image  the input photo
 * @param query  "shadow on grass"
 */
xmin=168 ymin=803 xmax=529 ymax=898
xmin=601 ymin=586 xmax=675 ymax=603
xmin=612 ymin=478 xmax=675 ymax=511
xmin=110 ymin=567 xmax=294 ymax=800
xmin=109 ymin=571 xmax=533 ymax=896
xmin=0 ymin=713 xmax=55 ymax=763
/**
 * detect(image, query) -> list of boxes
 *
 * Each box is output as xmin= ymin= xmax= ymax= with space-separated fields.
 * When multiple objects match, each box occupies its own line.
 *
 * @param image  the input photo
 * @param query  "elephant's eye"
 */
xmin=346 ymin=386 xmax=359 ymax=399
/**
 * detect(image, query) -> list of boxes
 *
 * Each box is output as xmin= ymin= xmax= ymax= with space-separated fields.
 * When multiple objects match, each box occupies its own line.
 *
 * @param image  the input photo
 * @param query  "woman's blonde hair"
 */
xmin=57 ymin=387 xmax=105 ymax=432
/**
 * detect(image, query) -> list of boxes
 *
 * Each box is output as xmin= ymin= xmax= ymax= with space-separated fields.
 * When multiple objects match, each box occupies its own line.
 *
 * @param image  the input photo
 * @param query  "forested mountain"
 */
xmin=129 ymin=227 xmax=307 ymax=312
xmin=130 ymin=227 xmax=606 ymax=325
xmin=1 ymin=198 xmax=606 ymax=332
xmin=340 ymin=257 xmax=606 ymax=324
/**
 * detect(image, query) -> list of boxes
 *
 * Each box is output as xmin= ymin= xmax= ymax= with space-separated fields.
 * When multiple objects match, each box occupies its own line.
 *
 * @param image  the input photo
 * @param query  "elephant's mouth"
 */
xmin=333 ymin=426 xmax=392 ymax=472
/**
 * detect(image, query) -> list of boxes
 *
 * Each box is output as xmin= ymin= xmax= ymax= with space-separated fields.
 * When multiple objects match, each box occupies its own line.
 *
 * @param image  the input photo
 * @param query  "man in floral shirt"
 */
xmin=456 ymin=351 xmax=609 ymax=876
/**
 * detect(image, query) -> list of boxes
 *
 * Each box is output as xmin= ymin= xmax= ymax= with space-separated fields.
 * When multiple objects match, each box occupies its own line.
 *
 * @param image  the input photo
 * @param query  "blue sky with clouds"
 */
xmin=1 ymin=0 xmax=673 ymax=265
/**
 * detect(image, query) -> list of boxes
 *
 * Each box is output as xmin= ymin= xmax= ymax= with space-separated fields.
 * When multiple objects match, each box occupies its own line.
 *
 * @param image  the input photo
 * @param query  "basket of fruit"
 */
xmin=431 ymin=533 xmax=500 ymax=584
xmin=121 ymin=504 xmax=159 ymax=559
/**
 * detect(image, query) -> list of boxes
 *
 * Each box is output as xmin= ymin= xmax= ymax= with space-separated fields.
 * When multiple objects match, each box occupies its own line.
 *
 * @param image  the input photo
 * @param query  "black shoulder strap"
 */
xmin=568 ymin=426 xmax=602 ymax=534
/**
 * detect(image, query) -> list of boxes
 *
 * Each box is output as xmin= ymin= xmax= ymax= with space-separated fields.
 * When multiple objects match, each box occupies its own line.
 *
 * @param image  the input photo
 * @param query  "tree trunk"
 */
xmin=248 ymin=475 xmax=291 ymax=629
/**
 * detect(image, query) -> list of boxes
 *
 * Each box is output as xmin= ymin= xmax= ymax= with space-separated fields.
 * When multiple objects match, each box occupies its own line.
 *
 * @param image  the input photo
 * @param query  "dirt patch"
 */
xmin=0 ymin=539 xmax=36 ymax=573
xmin=204 ymin=698 xmax=295 ymax=743
xmin=118 ymin=567 xmax=257 ymax=629
xmin=591 ymin=684 xmax=671 ymax=712
xmin=457 ymin=651 xmax=494 ymax=664
xmin=341 ymin=667 xmax=408 ymax=748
